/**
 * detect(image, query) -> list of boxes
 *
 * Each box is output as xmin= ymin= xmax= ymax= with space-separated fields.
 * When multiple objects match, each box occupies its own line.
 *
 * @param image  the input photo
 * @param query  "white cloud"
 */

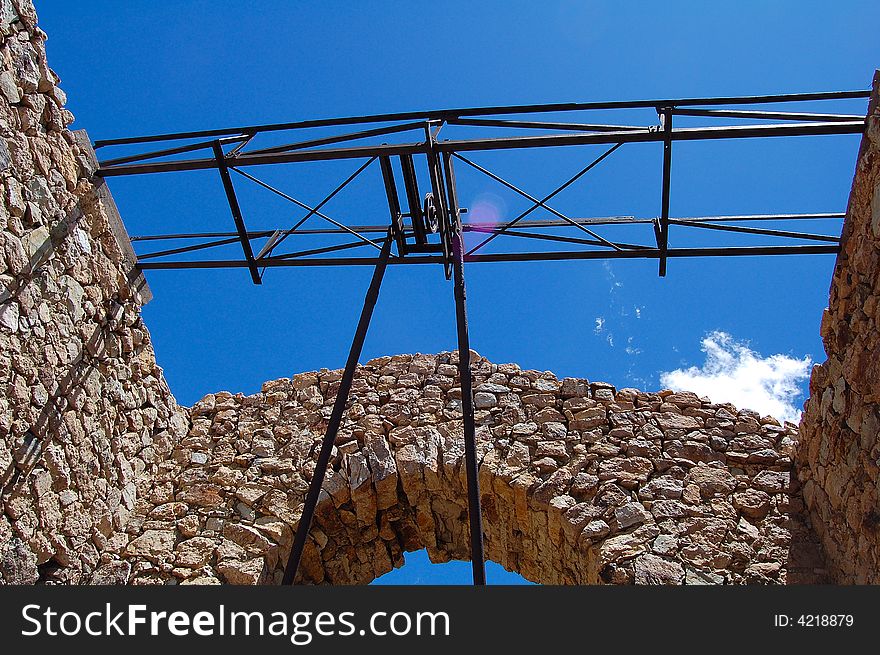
xmin=659 ymin=331 xmax=811 ymax=424
xmin=594 ymin=317 xmax=605 ymax=334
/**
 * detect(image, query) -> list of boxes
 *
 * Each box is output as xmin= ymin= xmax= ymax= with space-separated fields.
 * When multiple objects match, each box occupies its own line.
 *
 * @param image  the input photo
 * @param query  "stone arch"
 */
xmin=119 ymin=352 xmax=817 ymax=586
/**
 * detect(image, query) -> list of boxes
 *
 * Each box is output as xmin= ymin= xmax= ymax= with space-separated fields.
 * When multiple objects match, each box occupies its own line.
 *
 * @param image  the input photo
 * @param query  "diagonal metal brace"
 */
xmin=282 ymin=231 xmax=394 ymax=585
xmin=459 ymin=144 xmax=623 ymax=255
xmin=212 ymin=141 xmax=262 ymax=284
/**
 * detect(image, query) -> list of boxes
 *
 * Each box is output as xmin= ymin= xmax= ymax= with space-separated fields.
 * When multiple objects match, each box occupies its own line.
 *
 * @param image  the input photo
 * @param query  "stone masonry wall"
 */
xmin=0 ymin=0 xmax=187 ymax=584
xmin=796 ymin=71 xmax=880 ymax=584
xmin=120 ymin=352 xmax=823 ymax=586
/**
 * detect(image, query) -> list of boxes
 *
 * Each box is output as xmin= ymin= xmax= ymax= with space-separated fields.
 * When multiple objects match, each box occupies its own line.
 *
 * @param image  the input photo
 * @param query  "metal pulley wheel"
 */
xmin=422 ymin=193 xmax=440 ymax=233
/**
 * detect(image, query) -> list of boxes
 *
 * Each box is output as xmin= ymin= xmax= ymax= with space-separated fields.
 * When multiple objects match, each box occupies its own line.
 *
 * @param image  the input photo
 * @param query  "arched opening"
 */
xmin=112 ymin=352 xmax=814 ymax=586
xmin=370 ymin=550 xmax=533 ymax=584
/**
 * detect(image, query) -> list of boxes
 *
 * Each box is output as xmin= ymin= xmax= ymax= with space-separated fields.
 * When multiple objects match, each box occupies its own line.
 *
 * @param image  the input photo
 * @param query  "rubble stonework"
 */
xmin=0 ymin=0 xmax=878 ymax=585
xmin=796 ymin=71 xmax=880 ymax=584
xmin=0 ymin=0 xmax=187 ymax=584
xmin=119 ymin=352 xmax=824 ymax=585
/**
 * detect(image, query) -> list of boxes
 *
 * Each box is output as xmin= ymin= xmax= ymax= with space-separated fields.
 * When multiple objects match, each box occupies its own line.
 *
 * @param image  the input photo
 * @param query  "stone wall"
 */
xmin=120 ymin=353 xmax=822 ymax=586
xmin=796 ymin=71 xmax=880 ymax=584
xmin=0 ymin=0 xmax=187 ymax=584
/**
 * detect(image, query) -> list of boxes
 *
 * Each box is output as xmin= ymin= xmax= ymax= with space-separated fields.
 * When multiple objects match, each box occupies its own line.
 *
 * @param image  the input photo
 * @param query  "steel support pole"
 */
xmin=451 ymin=230 xmax=487 ymax=585
xmin=281 ymin=232 xmax=393 ymax=585
xmin=658 ymin=107 xmax=672 ymax=277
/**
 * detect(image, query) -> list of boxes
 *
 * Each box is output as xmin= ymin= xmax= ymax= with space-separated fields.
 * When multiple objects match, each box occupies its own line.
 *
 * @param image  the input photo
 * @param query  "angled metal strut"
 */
xmin=282 ymin=232 xmax=393 ymax=585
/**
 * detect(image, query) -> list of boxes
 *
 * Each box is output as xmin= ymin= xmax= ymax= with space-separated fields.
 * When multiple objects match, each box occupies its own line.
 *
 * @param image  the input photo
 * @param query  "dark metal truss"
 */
xmin=96 ymin=88 xmax=868 ymax=281
xmin=93 ymin=89 xmax=870 ymax=586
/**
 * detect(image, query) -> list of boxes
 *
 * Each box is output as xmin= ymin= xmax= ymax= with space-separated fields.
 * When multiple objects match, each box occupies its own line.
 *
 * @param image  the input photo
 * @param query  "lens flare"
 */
xmin=467 ymin=192 xmax=506 ymax=226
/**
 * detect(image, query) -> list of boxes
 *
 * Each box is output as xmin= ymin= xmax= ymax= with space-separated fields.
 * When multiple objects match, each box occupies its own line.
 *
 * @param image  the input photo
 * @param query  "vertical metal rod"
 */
xmin=212 ymin=141 xmax=262 ymax=284
xmin=281 ymin=232 xmax=394 ymax=585
xmin=451 ymin=230 xmax=487 ymax=586
xmin=659 ymin=107 xmax=673 ymax=277
xmin=426 ymin=128 xmax=453 ymax=279
xmin=442 ymin=152 xmax=461 ymax=233
xmin=400 ymin=154 xmax=426 ymax=245
xmin=379 ymin=156 xmax=407 ymax=255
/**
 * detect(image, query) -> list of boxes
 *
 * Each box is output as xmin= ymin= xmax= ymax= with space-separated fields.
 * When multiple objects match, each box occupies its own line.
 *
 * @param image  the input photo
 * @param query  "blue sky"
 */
xmin=37 ymin=1 xmax=879 ymax=584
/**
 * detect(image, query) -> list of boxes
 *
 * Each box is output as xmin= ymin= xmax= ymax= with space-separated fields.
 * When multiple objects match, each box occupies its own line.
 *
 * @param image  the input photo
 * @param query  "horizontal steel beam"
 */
xmin=93 ymin=89 xmax=870 ymax=149
xmin=466 ymin=225 xmax=651 ymax=250
xmin=138 ymin=235 xmax=243 ymax=260
xmin=128 ymin=213 xmax=846 ymax=243
xmin=136 ymin=244 xmax=839 ymax=270
xmin=98 ymin=121 xmax=864 ymax=177
xmin=437 ymin=120 xmax=865 ymax=154
xmin=98 ymin=142 xmax=427 ymax=176
xmin=668 ymin=218 xmax=839 ymax=242
xmin=670 ymin=107 xmax=866 ymax=122
xmin=448 ymin=117 xmax=645 ymax=132
xmin=244 ymin=120 xmax=427 ymax=156
xmin=100 ymin=134 xmax=249 ymax=167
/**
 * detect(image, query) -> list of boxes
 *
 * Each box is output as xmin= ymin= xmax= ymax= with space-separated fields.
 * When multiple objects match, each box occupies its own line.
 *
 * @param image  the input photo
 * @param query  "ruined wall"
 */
xmin=120 ymin=353 xmax=822 ymax=586
xmin=0 ymin=0 xmax=187 ymax=584
xmin=796 ymin=72 xmax=880 ymax=584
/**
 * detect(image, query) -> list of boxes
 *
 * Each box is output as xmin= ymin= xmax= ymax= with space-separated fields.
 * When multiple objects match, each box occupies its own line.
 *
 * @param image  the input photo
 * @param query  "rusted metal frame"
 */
xmin=135 ymin=244 xmax=840 ymax=270
xmin=135 ymin=213 xmax=830 ymax=239
xmin=113 ymin=215 xmax=781 ymax=242
xmin=93 ymin=88 xmax=870 ymax=149
xmin=96 ymin=121 xmax=863 ymax=176
xmin=128 ymin=213 xmax=845 ymax=248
